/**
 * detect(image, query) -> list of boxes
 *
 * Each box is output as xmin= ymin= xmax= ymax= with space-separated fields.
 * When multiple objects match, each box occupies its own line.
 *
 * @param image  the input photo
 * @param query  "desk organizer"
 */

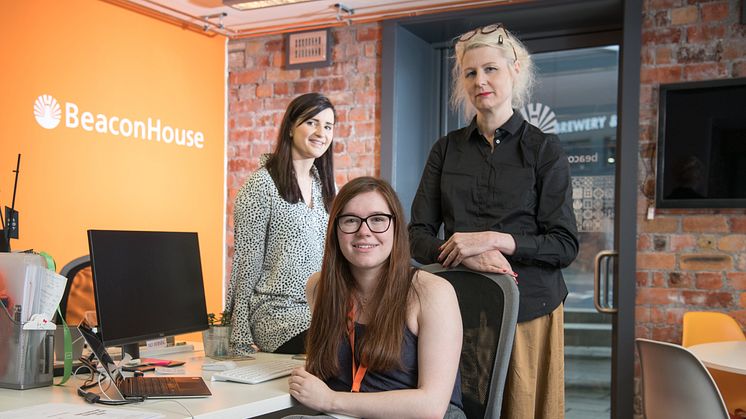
xmin=0 ymin=305 xmax=54 ymax=389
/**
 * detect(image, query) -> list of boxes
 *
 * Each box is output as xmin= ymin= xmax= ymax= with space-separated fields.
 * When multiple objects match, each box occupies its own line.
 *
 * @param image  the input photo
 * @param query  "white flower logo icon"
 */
xmin=520 ymin=103 xmax=558 ymax=134
xmin=34 ymin=94 xmax=61 ymax=129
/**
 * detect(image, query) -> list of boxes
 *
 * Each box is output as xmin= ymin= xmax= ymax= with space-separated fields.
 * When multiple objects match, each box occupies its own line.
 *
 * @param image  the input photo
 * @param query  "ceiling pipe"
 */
xmin=113 ymin=0 xmax=520 ymax=39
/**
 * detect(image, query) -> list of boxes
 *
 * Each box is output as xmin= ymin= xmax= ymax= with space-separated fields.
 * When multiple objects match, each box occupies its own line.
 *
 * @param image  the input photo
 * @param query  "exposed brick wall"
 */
xmin=224 ymin=0 xmax=746 ymax=361
xmin=635 ymin=1 xmax=746 ymax=414
xmin=225 ymin=24 xmax=382 ymax=265
xmin=637 ymin=0 xmax=746 ymax=344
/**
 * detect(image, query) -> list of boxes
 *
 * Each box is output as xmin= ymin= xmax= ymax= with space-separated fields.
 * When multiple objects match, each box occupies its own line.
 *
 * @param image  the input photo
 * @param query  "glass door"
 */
xmin=526 ymin=46 xmax=619 ymax=419
xmin=441 ymin=45 xmax=620 ymax=418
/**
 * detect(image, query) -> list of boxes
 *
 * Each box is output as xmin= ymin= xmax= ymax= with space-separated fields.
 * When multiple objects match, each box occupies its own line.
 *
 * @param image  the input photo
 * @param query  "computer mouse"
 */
xmin=202 ymin=361 xmax=237 ymax=371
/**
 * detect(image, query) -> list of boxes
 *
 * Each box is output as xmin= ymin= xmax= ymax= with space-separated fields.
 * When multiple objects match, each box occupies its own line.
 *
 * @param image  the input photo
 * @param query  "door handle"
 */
xmin=594 ymin=250 xmax=618 ymax=313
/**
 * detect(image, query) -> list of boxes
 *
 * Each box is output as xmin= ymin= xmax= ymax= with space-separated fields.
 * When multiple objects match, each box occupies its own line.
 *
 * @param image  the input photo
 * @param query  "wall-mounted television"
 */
xmin=656 ymin=77 xmax=746 ymax=209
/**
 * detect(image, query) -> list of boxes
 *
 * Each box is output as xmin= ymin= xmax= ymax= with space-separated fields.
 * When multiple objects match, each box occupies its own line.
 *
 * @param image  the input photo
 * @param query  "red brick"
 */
xmin=697 ymin=235 xmax=717 ymax=250
xmin=671 ymin=5 xmax=698 ymax=25
xmin=639 ymin=217 xmax=678 ymax=233
xmin=668 ymin=271 xmax=693 ymax=288
xmin=680 ymin=253 xmax=733 ymax=270
xmin=255 ymin=84 xmax=272 ymax=98
xmin=265 ymin=39 xmax=283 ymax=52
xmin=666 ymin=308 xmax=684 ymax=325
xmin=642 ymin=28 xmax=683 ymax=45
xmin=335 ymin=172 xmax=348 ymax=187
xmin=637 ymin=252 xmax=676 ymax=270
xmin=349 ymin=108 xmax=369 ymax=122
xmin=651 ymin=307 xmax=667 ymax=323
xmin=731 ymin=217 xmax=746 ymax=233
xmin=741 ymin=293 xmax=746 ymax=308
xmin=728 ymin=273 xmax=746 ymax=290
xmin=682 ymin=216 xmax=729 ymax=232
xmin=230 ymin=69 xmax=264 ymax=85
xmin=670 ymin=234 xmax=696 ymax=251
xmin=686 ymin=25 xmax=726 ymax=44
xmin=701 ymin=2 xmax=729 ymax=22
xmin=636 ymin=287 xmax=681 ymax=305
xmin=346 ymin=139 xmax=366 ymax=154
xmin=681 ymin=290 xmax=733 ymax=307
xmin=636 ymin=306 xmax=651 ymax=323
xmin=655 ymin=46 xmax=673 ymax=65
xmin=651 ymin=326 xmax=679 ymax=343
xmin=637 ymin=272 xmax=650 ymax=287
xmin=273 ymin=82 xmax=290 ymax=96
xmin=652 ymin=272 xmax=666 ymax=287
xmin=695 ymin=272 xmax=723 ymax=289
xmin=734 ymin=61 xmax=746 ymax=79
xmin=638 ymin=234 xmax=652 ymax=251
xmin=719 ymin=235 xmax=746 ymax=252
xmin=357 ymin=27 xmax=381 ymax=42
xmin=683 ymin=63 xmax=728 ymax=80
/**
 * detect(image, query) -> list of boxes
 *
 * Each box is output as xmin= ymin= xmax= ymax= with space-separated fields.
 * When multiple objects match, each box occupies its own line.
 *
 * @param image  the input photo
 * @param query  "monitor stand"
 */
xmin=121 ymin=343 xmax=141 ymax=360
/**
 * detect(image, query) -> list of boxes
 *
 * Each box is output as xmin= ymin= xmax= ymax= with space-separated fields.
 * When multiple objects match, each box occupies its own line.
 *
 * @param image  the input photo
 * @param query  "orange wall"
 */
xmin=1 ymin=1 xmax=226 ymax=324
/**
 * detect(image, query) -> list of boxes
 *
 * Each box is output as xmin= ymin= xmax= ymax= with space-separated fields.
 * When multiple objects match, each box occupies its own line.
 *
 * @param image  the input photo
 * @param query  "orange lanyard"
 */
xmin=347 ymin=302 xmax=367 ymax=392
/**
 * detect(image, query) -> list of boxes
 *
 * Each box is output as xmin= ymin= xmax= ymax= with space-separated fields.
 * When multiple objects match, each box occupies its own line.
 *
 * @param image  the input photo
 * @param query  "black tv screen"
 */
xmin=656 ymin=77 xmax=746 ymax=208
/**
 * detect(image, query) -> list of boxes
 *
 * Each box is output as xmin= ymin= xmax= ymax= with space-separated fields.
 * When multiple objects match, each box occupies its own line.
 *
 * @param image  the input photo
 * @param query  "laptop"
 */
xmin=78 ymin=325 xmax=211 ymax=400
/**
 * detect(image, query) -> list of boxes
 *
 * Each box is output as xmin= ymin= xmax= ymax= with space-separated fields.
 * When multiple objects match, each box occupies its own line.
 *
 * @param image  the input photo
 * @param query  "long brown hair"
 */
xmin=265 ymin=92 xmax=336 ymax=211
xmin=305 ymin=177 xmax=415 ymax=378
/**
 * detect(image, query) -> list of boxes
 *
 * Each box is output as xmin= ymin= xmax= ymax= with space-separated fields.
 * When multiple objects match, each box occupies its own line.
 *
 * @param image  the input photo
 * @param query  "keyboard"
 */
xmin=211 ymin=359 xmax=305 ymax=384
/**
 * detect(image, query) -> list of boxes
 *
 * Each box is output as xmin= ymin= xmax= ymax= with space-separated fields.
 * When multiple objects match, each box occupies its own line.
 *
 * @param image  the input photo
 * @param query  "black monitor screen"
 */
xmin=656 ymin=77 xmax=746 ymax=208
xmin=87 ymin=230 xmax=208 ymax=353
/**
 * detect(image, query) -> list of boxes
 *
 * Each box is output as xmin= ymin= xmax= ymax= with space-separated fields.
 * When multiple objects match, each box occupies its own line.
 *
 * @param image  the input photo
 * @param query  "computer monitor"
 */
xmin=87 ymin=230 xmax=209 ymax=359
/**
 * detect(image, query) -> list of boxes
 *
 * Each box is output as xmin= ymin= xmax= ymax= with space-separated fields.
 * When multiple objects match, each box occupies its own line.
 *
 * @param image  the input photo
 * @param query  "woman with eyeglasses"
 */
xmin=226 ymin=93 xmax=336 ymax=356
xmin=287 ymin=177 xmax=466 ymax=419
xmin=409 ymin=24 xmax=578 ymax=418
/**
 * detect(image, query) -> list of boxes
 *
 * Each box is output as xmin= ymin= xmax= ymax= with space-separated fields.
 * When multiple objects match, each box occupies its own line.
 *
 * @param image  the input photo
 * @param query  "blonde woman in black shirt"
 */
xmin=409 ymin=24 xmax=579 ymax=419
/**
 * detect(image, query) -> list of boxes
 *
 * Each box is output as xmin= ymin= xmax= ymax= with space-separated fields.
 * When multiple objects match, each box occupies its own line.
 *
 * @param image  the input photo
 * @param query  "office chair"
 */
xmin=682 ymin=311 xmax=746 ymax=415
xmin=636 ymin=338 xmax=729 ymax=419
xmin=58 ymin=255 xmax=94 ymax=326
xmin=421 ymin=264 xmax=519 ymax=419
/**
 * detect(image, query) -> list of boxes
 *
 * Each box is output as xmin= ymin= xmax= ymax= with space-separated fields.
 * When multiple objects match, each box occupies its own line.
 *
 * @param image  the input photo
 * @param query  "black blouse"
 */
xmin=409 ymin=111 xmax=579 ymax=322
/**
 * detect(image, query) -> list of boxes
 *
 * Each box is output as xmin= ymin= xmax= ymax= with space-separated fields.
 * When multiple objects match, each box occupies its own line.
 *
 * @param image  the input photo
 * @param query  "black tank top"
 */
xmin=325 ymin=322 xmax=463 ymax=409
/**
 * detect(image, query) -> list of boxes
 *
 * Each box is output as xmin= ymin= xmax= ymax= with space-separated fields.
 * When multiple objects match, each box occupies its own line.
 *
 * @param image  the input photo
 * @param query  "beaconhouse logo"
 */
xmin=520 ymin=103 xmax=558 ymax=134
xmin=33 ymin=94 xmax=205 ymax=149
xmin=34 ymin=95 xmax=61 ymax=129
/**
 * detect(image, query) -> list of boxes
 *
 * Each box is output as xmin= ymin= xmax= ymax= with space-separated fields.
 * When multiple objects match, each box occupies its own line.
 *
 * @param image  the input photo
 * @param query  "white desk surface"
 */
xmin=0 ymin=348 xmax=296 ymax=418
xmin=688 ymin=341 xmax=746 ymax=375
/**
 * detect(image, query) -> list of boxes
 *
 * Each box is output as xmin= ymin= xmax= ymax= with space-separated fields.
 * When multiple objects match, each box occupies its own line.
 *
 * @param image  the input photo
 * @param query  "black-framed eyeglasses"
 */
xmin=336 ymin=214 xmax=394 ymax=234
xmin=454 ymin=23 xmax=518 ymax=63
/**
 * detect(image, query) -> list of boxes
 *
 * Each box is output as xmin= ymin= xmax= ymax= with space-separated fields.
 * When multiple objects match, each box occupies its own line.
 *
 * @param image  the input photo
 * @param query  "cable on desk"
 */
xmin=146 ymin=399 xmax=195 ymax=418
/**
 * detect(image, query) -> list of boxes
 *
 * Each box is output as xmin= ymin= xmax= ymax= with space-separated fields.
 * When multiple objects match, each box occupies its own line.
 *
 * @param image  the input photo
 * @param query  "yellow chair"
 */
xmin=682 ymin=311 xmax=746 ymax=415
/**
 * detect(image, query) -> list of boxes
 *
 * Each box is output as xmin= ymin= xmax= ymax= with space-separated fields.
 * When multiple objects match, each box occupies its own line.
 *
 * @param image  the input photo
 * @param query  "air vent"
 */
xmin=286 ymin=29 xmax=332 ymax=69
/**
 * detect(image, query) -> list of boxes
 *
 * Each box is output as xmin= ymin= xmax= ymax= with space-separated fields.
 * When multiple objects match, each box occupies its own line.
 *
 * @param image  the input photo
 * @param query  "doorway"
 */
xmin=380 ymin=1 xmax=641 ymax=417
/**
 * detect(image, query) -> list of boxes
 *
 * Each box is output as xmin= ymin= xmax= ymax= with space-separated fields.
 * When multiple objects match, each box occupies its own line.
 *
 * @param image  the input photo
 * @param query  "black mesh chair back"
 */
xmin=421 ymin=264 xmax=519 ymax=419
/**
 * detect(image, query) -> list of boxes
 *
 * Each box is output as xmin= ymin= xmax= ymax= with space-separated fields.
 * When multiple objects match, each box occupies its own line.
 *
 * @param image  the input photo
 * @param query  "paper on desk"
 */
xmin=20 ymin=264 xmax=67 ymax=324
xmin=0 ymin=403 xmax=163 ymax=419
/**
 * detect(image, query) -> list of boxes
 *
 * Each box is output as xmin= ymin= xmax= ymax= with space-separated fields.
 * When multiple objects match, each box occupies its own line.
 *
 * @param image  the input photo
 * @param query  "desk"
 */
xmin=689 ymin=341 xmax=746 ymax=375
xmin=0 ymin=348 xmax=295 ymax=418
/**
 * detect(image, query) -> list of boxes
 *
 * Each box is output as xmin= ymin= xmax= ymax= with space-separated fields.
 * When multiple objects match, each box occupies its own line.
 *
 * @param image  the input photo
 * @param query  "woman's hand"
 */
xmin=438 ymin=232 xmax=498 ymax=267
xmin=461 ymin=249 xmax=517 ymax=279
xmin=288 ymin=367 xmax=335 ymax=412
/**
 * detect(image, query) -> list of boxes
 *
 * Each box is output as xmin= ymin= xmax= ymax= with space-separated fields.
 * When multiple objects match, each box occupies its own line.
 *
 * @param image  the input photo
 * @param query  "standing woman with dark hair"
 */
xmin=288 ymin=177 xmax=465 ymax=419
xmin=409 ymin=24 xmax=579 ymax=418
xmin=227 ymin=93 xmax=336 ymax=355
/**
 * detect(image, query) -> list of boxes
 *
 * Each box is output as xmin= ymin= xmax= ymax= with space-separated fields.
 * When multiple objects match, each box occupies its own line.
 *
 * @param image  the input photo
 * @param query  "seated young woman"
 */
xmin=287 ymin=176 xmax=466 ymax=419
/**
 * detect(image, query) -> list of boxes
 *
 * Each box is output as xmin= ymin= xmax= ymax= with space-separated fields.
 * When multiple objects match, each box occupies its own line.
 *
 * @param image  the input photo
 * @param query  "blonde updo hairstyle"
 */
xmin=451 ymin=25 xmax=536 ymax=117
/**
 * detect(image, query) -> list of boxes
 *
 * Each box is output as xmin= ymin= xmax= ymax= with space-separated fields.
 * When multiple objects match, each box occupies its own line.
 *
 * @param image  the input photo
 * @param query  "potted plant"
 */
xmin=202 ymin=310 xmax=232 ymax=359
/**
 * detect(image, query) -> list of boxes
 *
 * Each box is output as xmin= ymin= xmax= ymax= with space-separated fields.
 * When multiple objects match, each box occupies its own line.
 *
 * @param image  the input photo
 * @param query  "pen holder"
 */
xmin=0 ymin=306 xmax=54 ymax=389
xmin=202 ymin=325 xmax=232 ymax=359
